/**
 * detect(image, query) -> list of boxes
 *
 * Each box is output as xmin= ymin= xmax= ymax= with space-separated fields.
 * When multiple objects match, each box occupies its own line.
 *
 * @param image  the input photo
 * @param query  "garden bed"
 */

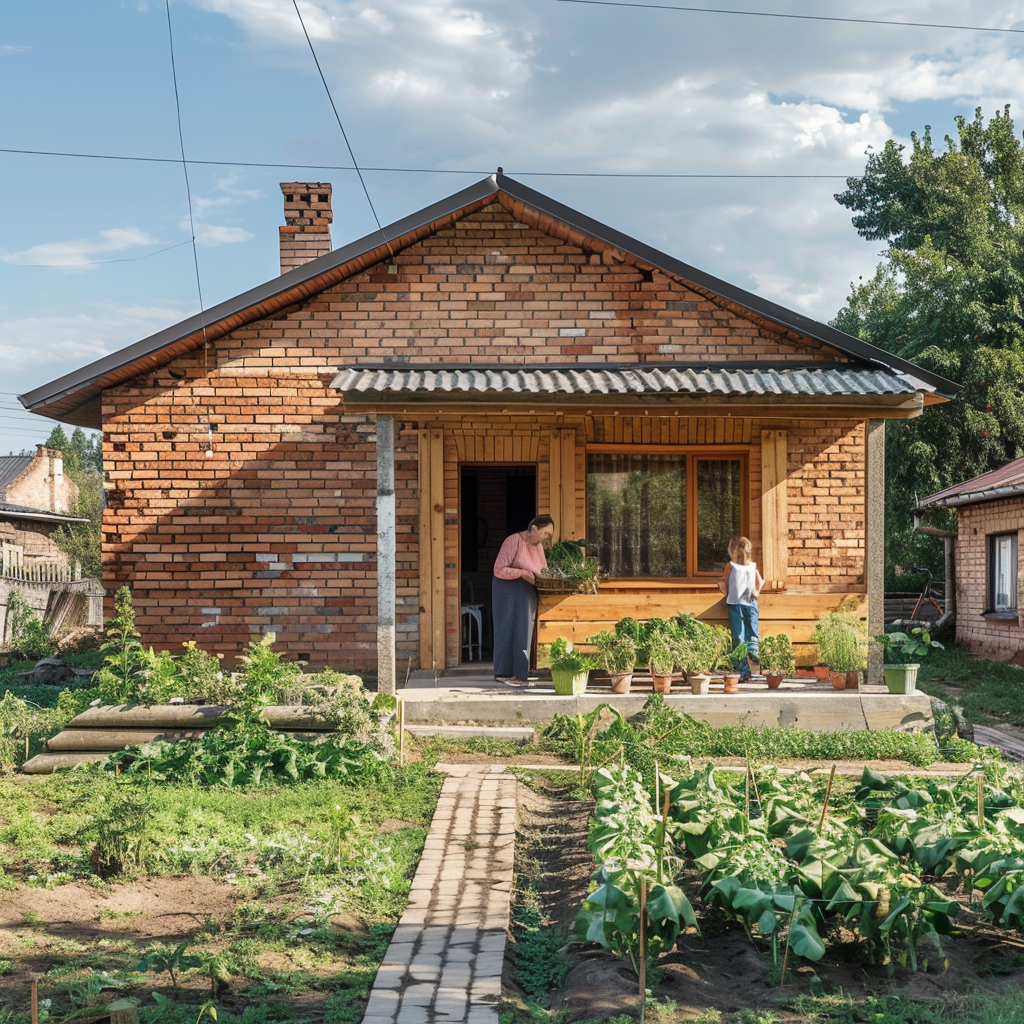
xmin=503 ymin=771 xmax=1024 ymax=1024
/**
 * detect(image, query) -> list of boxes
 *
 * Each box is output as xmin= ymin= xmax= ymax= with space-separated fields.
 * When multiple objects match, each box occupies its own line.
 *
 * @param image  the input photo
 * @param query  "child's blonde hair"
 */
xmin=728 ymin=535 xmax=753 ymax=565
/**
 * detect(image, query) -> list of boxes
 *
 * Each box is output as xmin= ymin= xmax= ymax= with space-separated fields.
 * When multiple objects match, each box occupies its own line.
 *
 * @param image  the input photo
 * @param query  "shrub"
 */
xmin=4 ymin=591 xmax=53 ymax=659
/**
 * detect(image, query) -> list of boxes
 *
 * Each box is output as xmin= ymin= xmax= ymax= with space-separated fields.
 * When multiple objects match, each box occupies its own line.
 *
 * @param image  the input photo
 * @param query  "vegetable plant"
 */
xmin=876 ymin=627 xmax=944 ymax=665
xmin=758 ymin=634 xmax=796 ymax=676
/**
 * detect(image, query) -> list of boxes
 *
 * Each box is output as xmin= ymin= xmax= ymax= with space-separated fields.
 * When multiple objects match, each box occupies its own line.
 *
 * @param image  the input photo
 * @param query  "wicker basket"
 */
xmin=534 ymin=576 xmax=600 ymax=595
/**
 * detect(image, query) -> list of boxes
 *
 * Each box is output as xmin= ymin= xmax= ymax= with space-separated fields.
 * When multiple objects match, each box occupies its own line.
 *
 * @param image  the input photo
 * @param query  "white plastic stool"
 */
xmin=461 ymin=604 xmax=483 ymax=661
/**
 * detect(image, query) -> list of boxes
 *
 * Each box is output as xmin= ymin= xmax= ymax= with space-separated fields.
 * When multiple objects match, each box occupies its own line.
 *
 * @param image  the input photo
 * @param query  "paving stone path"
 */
xmin=362 ymin=764 xmax=516 ymax=1024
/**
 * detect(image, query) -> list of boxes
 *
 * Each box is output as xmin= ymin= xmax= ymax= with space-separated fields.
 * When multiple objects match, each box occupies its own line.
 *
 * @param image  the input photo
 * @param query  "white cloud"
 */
xmin=1 ymin=228 xmax=157 ymax=270
xmin=1 ymin=303 xmax=186 ymax=374
xmin=182 ymin=174 xmax=258 ymax=247
xmin=0 ymin=44 xmax=31 ymax=56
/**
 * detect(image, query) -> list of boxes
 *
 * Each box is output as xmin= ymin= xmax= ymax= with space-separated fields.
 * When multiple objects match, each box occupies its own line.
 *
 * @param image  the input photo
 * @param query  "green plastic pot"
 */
xmin=551 ymin=669 xmax=590 ymax=696
xmin=883 ymin=663 xmax=920 ymax=695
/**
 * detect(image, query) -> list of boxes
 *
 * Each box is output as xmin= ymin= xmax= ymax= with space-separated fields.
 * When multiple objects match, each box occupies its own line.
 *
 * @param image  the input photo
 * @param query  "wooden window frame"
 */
xmin=986 ymin=532 xmax=1019 ymax=616
xmin=585 ymin=444 xmax=750 ymax=582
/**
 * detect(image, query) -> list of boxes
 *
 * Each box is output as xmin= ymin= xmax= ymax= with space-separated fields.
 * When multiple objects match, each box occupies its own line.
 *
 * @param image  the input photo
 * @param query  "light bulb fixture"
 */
xmin=206 ymin=422 xmax=215 ymax=458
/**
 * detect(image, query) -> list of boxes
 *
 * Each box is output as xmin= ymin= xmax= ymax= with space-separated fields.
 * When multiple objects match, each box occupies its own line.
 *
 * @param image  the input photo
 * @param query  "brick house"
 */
xmin=0 ymin=445 xmax=92 ymax=640
xmin=20 ymin=174 xmax=957 ymax=687
xmin=917 ymin=458 xmax=1024 ymax=661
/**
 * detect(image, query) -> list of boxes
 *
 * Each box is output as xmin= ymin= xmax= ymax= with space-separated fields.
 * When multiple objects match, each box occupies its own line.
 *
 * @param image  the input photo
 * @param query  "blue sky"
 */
xmin=3 ymin=0 xmax=1024 ymax=451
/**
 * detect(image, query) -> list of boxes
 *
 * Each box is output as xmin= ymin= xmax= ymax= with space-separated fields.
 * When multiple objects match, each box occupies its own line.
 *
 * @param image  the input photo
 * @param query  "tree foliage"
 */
xmin=44 ymin=424 xmax=102 ymax=578
xmin=832 ymin=106 xmax=1024 ymax=581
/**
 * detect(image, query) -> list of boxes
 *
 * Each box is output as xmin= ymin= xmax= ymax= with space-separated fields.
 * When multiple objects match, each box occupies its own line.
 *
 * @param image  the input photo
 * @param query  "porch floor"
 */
xmin=399 ymin=662 xmax=930 ymax=732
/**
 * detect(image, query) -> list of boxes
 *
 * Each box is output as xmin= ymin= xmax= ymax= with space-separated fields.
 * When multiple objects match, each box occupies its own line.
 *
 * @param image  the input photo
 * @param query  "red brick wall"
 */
xmin=100 ymin=201 xmax=868 ymax=669
xmin=954 ymin=498 xmax=1024 ymax=659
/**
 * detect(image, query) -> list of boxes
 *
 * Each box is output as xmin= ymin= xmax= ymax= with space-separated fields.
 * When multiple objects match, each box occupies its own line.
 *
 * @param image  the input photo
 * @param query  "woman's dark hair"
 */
xmin=528 ymin=514 xmax=555 ymax=531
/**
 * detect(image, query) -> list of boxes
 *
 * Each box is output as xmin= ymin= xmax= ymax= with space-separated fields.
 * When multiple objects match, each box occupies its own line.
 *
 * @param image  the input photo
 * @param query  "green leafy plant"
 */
xmin=92 ymin=585 xmax=147 ymax=704
xmin=758 ymin=635 xmax=796 ymax=676
xmin=136 ymin=941 xmax=203 ymax=990
xmin=588 ymin=631 xmax=638 ymax=674
xmin=4 ymin=591 xmax=53 ymax=659
xmin=540 ymin=539 xmax=602 ymax=592
xmin=547 ymin=637 xmax=593 ymax=673
xmin=646 ymin=633 xmax=677 ymax=676
xmin=876 ymin=627 xmax=944 ymax=665
xmin=77 ymin=792 xmax=152 ymax=878
xmin=814 ymin=611 xmax=866 ymax=672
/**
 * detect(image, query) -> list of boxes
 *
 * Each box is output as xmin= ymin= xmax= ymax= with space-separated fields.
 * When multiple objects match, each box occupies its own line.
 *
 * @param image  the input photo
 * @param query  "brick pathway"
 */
xmin=362 ymin=764 xmax=516 ymax=1024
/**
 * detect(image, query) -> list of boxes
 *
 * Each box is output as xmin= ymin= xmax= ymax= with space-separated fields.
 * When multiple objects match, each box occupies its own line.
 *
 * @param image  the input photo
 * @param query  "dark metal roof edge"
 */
xmin=20 ymin=175 xmax=501 ymax=413
xmin=21 ymin=169 xmax=957 ymax=413
xmin=918 ymin=482 xmax=1024 ymax=510
xmin=0 ymin=505 xmax=91 ymax=524
xmin=495 ymin=173 xmax=960 ymax=399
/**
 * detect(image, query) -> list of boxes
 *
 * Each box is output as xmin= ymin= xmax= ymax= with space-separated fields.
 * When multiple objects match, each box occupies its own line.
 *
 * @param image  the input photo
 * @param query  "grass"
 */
xmin=917 ymin=645 xmax=1024 ymax=725
xmin=0 ymin=763 xmax=443 ymax=1024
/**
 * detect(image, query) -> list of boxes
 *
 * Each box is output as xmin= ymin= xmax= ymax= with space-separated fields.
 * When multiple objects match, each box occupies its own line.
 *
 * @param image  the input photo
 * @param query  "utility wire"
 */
xmin=0 ymin=147 xmax=857 ymax=179
xmin=552 ymin=0 xmax=1024 ymax=34
xmin=291 ymin=0 xmax=394 ymax=257
xmin=164 ymin=0 xmax=213 ymax=444
xmin=4 ymin=240 xmax=193 ymax=269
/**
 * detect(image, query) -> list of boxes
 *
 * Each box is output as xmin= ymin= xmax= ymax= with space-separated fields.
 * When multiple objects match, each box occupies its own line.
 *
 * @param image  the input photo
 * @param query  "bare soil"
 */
xmin=506 ymin=777 xmax=1024 ymax=1022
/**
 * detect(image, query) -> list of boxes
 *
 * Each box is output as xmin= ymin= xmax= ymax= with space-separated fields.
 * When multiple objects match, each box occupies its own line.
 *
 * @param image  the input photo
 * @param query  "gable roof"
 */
xmin=0 ymin=455 xmax=33 ymax=500
xmin=918 ymin=455 xmax=1024 ymax=510
xmin=20 ymin=172 xmax=960 ymax=427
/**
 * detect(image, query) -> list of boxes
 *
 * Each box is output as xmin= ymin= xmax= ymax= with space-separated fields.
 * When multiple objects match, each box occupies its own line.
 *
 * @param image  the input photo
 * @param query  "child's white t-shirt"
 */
xmin=726 ymin=561 xmax=758 ymax=605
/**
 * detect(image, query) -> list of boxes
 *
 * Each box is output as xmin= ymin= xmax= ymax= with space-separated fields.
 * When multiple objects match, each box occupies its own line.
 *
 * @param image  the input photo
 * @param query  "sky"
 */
xmin=2 ymin=0 xmax=1024 ymax=452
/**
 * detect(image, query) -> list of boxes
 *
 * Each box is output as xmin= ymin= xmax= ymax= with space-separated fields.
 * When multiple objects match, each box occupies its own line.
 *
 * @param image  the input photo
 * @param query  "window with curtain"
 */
xmin=586 ymin=451 xmax=743 ymax=577
xmin=989 ymin=533 xmax=1018 ymax=613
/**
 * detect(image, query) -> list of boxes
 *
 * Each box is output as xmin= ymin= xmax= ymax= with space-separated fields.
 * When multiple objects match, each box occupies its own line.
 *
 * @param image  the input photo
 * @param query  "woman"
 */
xmin=492 ymin=514 xmax=555 ymax=682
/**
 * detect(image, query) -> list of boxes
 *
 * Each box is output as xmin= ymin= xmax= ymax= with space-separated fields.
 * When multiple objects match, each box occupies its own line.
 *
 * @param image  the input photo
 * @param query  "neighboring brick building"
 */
xmin=0 ymin=446 xmax=84 ymax=574
xmin=918 ymin=458 xmax=1024 ymax=661
xmin=20 ymin=174 xmax=958 ymax=684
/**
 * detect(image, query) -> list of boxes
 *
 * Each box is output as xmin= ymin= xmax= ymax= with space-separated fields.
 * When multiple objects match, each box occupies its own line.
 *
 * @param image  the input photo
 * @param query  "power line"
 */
xmin=0 ymin=147 xmax=856 ymax=179
xmin=552 ymin=0 xmax=1024 ymax=34
xmin=3 ymin=240 xmax=194 ymax=269
xmin=291 ymin=0 xmax=394 ymax=258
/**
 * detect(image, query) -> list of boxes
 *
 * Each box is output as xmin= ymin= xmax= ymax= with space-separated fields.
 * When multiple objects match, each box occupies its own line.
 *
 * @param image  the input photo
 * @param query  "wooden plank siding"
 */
xmin=409 ymin=411 xmax=869 ymax=669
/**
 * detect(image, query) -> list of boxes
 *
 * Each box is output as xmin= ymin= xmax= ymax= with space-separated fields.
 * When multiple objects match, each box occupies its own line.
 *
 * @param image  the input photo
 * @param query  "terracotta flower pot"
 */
xmin=829 ymin=670 xmax=847 ymax=691
xmin=723 ymin=673 xmax=741 ymax=694
xmin=765 ymin=672 xmax=784 ymax=690
xmin=814 ymin=664 xmax=830 ymax=681
xmin=845 ymin=670 xmax=860 ymax=690
xmin=651 ymin=673 xmax=673 ymax=694
xmin=609 ymin=672 xmax=633 ymax=695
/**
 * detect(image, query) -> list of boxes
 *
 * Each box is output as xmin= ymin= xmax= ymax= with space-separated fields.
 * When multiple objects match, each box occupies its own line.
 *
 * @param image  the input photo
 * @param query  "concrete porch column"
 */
xmin=866 ymin=419 xmax=885 ymax=685
xmin=376 ymin=414 xmax=396 ymax=694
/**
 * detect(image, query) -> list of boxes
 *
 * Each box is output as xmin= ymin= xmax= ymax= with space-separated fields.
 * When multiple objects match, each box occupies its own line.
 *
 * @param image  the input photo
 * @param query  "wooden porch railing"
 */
xmin=2 ymin=561 xmax=81 ymax=584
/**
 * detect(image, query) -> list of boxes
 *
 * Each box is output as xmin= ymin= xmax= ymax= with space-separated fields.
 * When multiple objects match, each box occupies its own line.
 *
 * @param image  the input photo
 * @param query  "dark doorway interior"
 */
xmin=460 ymin=464 xmax=537 ymax=662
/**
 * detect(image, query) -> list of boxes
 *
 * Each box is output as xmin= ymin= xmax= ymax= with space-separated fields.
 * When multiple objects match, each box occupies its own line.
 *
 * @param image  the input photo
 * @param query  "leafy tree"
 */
xmin=833 ymin=106 xmax=1024 ymax=583
xmin=44 ymin=424 xmax=103 ymax=577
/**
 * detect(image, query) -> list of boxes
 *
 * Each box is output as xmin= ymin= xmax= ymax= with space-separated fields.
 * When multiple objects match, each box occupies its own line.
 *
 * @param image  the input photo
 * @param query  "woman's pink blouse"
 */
xmin=493 ymin=532 xmax=548 ymax=581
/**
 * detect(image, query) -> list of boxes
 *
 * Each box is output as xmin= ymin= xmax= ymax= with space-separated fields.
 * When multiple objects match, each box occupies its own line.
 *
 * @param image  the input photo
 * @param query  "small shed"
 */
xmin=917 ymin=457 xmax=1024 ymax=661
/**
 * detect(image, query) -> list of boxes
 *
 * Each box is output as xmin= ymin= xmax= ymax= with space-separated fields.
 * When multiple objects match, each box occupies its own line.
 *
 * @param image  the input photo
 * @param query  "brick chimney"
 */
xmin=279 ymin=182 xmax=333 ymax=274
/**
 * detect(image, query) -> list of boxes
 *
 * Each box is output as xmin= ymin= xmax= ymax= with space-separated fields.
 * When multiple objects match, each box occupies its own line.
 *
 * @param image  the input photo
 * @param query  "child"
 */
xmin=717 ymin=536 xmax=764 ymax=680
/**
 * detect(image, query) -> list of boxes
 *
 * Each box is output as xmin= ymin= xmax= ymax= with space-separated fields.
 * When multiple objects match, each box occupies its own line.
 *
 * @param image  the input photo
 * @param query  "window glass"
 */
xmin=992 ymin=534 xmax=1018 ymax=612
xmin=587 ymin=453 xmax=686 ymax=577
xmin=696 ymin=459 xmax=742 ymax=573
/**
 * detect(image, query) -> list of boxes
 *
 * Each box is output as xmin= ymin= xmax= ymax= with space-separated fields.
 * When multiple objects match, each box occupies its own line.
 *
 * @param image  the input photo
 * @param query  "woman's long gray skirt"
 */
xmin=492 ymin=577 xmax=538 ymax=681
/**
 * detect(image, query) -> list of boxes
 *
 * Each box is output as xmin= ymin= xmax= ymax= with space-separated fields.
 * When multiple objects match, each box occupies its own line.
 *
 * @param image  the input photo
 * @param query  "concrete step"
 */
xmin=404 ymin=724 xmax=535 ymax=742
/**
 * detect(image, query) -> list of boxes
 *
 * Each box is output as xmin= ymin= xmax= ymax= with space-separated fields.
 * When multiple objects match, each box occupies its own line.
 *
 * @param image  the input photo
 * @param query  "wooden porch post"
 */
xmin=376 ymin=414 xmax=396 ymax=694
xmin=866 ymin=419 xmax=885 ymax=686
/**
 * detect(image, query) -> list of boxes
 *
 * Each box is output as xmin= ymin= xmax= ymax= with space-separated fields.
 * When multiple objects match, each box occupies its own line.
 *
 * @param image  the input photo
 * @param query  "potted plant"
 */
xmin=589 ymin=630 xmax=638 ymax=694
xmin=721 ymin=641 xmax=748 ymax=694
xmin=875 ymin=627 xmax=943 ymax=695
xmin=759 ymin=634 xmax=795 ymax=690
xmin=548 ymin=638 xmax=593 ymax=696
xmin=814 ymin=612 xmax=866 ymax=690
xmin=536 ymin=540 xmax=603 ymax=595
xmin=647 ymin=632 xmax=677 ymax=694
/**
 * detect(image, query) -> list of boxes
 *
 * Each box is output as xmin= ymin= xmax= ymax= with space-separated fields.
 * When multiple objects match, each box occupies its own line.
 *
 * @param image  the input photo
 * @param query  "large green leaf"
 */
xmin=787 ymin=917 xmax=826 ymax=961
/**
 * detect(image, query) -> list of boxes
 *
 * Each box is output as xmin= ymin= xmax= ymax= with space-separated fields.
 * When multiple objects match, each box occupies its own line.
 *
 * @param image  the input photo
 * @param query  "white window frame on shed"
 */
xmin=988 ymin=533 xmax=1018 ymax=613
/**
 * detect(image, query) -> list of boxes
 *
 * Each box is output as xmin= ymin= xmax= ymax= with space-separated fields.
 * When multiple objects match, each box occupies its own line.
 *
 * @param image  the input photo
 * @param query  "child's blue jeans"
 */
xmin=727 ymin=601 xmax=759 ymax=678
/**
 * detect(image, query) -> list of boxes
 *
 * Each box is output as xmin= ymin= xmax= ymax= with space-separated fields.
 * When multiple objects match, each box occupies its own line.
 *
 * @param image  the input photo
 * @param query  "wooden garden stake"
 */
xmin=398 ymin=697 xmax=405 ymax=767
xmin=31 ymin=977 xmax=38 ymax=1024
xmin=638 ymin=879 xmax=647 ymax=1024
xmin=25 ymin=734 xmax=29 ymax=762
xmin=780 ymin=903 xmax=799 ymax=987
xmin=654 ymin=760 xmax=660 ymax=817
xmin=818 ymin=765 xmax=837 ymax=829
xmin=977 ymin=772 xmax=985 ymax=831
xmin=745 ymin=761 xmax=751 ymax=823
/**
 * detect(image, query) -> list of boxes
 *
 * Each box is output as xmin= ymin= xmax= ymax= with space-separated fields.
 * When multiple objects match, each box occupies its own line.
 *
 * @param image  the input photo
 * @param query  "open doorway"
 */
xmin=460 ymin=464 xmax=537 ymax=663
